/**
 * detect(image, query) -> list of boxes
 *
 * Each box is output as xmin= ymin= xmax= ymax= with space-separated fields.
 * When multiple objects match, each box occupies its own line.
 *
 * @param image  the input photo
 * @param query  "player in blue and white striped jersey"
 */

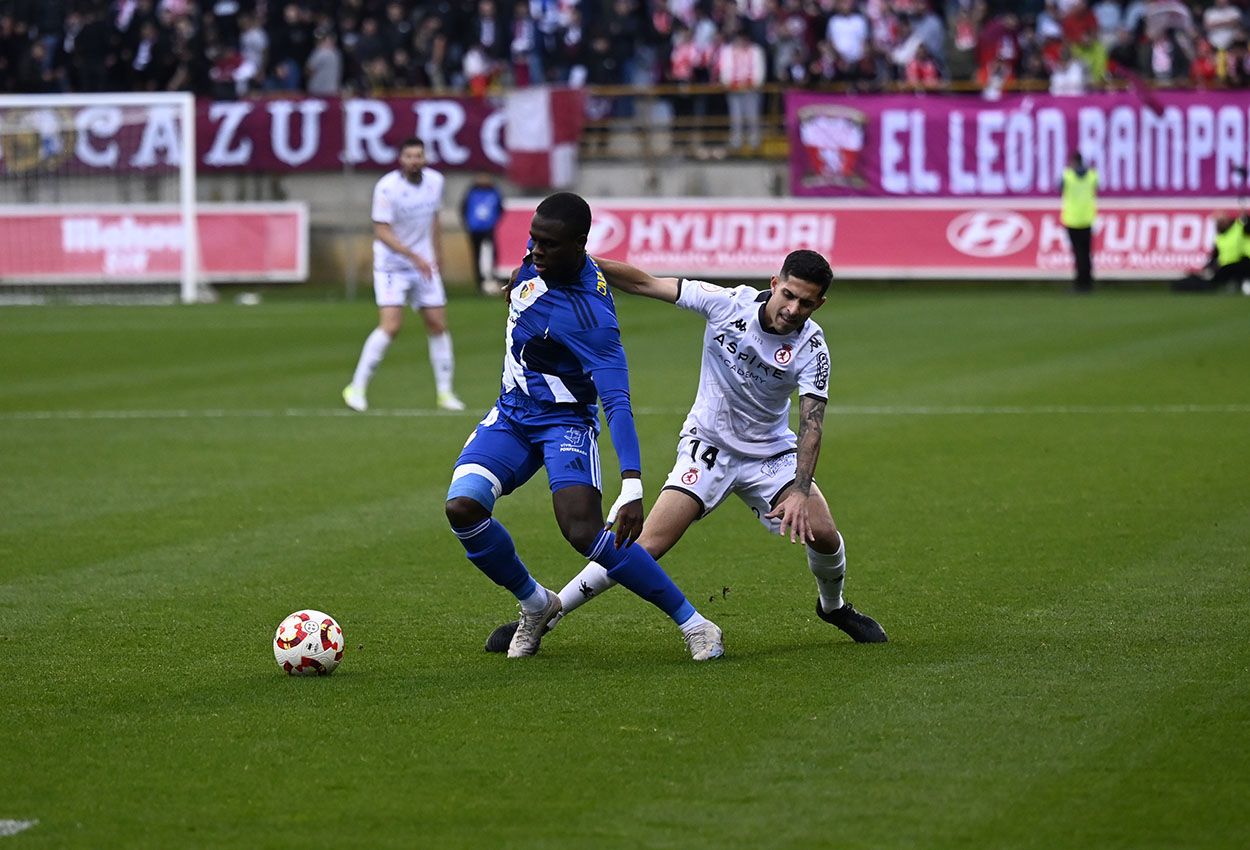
xmin=444 ymin=193 xmax=723 ymax=661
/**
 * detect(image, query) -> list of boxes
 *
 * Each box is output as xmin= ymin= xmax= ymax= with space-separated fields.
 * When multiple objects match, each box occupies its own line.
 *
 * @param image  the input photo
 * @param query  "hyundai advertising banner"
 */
xmin=496 ymin=198 xmax=1226 ymax=281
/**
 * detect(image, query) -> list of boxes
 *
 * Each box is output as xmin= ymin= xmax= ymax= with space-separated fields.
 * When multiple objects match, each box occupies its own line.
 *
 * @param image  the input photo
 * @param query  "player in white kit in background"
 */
xmin=343 ymin=138 xmax=465 ymax=412
xmin=485 ymin=249 xmax=886 ymax=652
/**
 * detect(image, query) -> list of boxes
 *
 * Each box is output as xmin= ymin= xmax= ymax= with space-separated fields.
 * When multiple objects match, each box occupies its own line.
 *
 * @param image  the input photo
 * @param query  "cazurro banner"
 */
xmin=0 ymin=96 xmax=512 ymax=175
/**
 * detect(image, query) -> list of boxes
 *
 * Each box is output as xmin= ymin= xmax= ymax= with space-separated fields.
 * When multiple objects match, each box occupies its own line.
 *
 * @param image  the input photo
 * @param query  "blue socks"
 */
xmin=585 ymin=529 xmax=695 ymax=626
xmin=452 ymin=520 xmax=695 ymax=627
xmin=451 ymin=518 xmax=538 ymax=603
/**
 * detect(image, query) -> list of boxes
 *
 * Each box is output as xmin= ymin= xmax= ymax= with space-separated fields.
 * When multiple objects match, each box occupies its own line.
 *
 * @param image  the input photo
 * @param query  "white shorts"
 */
xmin=661 ymin=434 xmax=798 ymax=535
xmin=373 ymin=269 xmax=446 ymax=309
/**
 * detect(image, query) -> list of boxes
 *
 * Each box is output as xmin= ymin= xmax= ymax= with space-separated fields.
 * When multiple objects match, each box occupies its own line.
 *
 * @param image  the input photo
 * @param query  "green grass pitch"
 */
xmin=2 ymin=290 xmax=1248 ymax=849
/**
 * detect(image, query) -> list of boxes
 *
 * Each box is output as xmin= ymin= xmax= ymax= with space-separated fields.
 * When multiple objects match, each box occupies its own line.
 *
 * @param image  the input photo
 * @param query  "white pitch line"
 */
xmin=1 ymin=404 xmax=1249 ymax=422
xmin=0 ymin=408 xmax=470 ymax=421
xmin=826 ymin=404 xmax=1250 ymax=415
xmin=0 ymin=820 xmax=37 ymax=838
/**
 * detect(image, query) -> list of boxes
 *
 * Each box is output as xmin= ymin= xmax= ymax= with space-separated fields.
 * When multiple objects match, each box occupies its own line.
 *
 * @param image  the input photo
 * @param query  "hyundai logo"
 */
xmin=946 ymin=211 xmax=1033 ymax=258
xmin=586 ymin=211 xmax=626 ymax=254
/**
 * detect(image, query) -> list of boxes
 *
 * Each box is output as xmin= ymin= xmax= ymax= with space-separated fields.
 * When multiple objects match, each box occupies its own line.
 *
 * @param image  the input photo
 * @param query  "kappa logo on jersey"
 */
xmin=681 ymin=467 xmax=700 ymax=485
xmin=774 ymin=344 xmax=793 ymax=365
xmin=731 ymin=319 xmax=747 ymax=332
xmin=808 ymin=337 xmax=823 ymax=352
xmin=814 ymin=351 xmax=829 ymax=391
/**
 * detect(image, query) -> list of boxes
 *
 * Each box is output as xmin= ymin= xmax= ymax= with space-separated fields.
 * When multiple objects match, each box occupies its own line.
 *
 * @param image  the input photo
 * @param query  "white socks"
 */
xmin=351 ymin=328 xmax=392 ymax=390
xmin=808 ymin=534 xmax=847 ymax=614
xmin=550 ymin=543 xmax=846 ymax=625
xmin=557 ymin=562 xmax=616 ymax=613
xmin=555 ymin=561 xmax=710 ymax=636
xmin=677 ymin=610 xmax=711 ymax=635
xmin=428 ymin=332 xmax=455 ymax=395
xmin=352 ymin=329 xmax=455 ymax=398
xmin=519 ymin=583 xmax=552 ymax=614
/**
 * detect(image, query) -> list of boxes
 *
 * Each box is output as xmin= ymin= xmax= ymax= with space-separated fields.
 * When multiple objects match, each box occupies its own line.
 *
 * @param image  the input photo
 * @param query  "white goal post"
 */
xmin=0 ymin=92 xmax=199 ymax=303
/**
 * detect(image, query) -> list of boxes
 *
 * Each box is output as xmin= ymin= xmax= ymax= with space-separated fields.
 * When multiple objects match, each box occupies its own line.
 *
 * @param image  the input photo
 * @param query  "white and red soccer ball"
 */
xmin=273 ymin=610 xmax=344 ymax=676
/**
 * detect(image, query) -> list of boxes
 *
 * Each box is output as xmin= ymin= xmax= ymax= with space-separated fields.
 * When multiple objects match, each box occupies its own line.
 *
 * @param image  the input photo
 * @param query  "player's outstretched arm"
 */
xmin=766 ymin=394 xmax=826 ymax=544
xmin=593 ymin=257 xmax=680 ymax=303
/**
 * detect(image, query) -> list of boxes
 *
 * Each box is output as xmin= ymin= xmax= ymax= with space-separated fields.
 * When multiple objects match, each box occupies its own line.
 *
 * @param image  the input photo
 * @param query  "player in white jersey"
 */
xmin=343 ymin=138 xmax=465 ymax=413
xmin=485 ymin=249 xmax=886 ymax=653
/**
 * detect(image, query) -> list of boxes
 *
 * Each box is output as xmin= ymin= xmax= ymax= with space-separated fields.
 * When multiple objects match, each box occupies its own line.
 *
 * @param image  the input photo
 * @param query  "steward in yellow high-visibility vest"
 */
xmin=1060 ymin=152 xmax=1098 ymax=292
xmin=1172 ymin=211 xmax=1250 ymax=293
xmin=1215 ymin=217 xmax=1245 ymax=268
xmin=1061 ymin=168 xmax=1098 ymax=228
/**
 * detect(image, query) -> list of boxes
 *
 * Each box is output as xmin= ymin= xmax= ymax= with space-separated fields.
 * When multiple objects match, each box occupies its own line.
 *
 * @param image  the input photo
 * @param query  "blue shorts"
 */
xmin=453 ymin=405 xmax=603 ymax=497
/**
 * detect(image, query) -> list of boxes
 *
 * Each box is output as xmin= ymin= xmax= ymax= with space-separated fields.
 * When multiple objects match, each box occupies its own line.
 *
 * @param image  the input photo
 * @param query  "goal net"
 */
xmin=0 ymin=92 xmax=201 ymax=304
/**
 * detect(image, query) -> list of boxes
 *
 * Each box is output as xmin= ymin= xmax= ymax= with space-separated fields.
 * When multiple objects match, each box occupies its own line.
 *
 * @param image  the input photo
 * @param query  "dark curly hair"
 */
xmin=534 ymin=192 xmax=592 ymax=240
xmin=780 ymin=249 xmax=833 ymax=295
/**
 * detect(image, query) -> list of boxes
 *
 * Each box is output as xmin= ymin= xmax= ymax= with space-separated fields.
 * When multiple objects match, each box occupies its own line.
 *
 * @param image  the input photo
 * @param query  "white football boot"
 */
xmin=342 ymin=385 xmax=368 ymax=412
xmin=437 ymin=391 xmax=466 ymax=411
xmin=507 ymin=590 xmax=562 ymax=658
xmin=683 ymin=620 xmax=725 ymax=661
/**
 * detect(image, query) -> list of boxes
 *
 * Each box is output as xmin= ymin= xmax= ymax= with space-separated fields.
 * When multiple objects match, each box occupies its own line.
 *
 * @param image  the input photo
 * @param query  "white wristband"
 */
xmin=606 ymin=478 xmax=644 ymax=524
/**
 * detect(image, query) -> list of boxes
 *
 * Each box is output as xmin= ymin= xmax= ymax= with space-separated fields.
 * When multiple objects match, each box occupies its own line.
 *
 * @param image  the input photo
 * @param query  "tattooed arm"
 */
xmin=765 ymin=394 xmax=827 ymax=543
xmin=793 ymin=394 xmax=825 ymax=495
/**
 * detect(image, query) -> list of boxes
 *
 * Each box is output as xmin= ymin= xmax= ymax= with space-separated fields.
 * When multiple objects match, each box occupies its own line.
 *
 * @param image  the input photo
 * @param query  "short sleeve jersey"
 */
xmin=675 ymin=279 xmax=830 ymax=458
xmin=371 ymin=168 xmax=445 ymax=272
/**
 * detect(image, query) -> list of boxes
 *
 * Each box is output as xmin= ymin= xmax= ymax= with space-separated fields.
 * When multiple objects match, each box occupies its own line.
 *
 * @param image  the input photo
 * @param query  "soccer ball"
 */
xmin=273 ymin=610 xmax=344 ymax=676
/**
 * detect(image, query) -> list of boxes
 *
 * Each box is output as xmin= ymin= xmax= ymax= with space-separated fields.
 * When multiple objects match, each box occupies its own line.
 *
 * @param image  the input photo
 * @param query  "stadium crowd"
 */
xmin=1 ymin=0 xmax=1247 ymax=98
